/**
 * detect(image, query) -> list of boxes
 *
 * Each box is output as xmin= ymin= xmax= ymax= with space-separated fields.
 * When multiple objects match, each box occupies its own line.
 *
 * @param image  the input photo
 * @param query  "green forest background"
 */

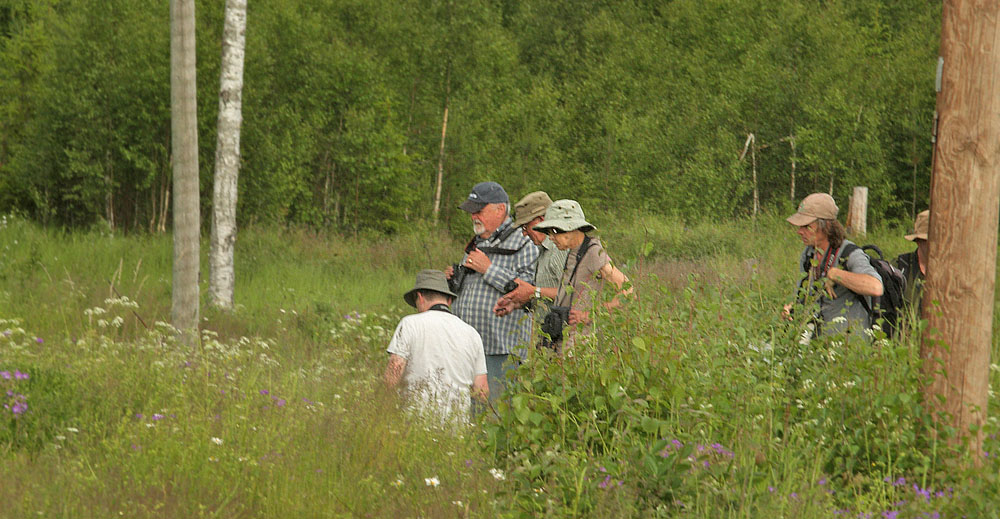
xmin=0 ymin=0 xmax=939 ymax=233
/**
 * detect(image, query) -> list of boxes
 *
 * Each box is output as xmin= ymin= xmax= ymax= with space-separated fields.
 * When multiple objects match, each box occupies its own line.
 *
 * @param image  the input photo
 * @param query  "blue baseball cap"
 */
xmin=459 ymin=181 xmax=509 ymax=213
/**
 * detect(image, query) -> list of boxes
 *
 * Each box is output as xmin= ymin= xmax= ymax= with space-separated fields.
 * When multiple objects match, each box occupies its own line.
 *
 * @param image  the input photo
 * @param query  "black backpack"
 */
xmin=839 ymin=243 xmax=907 ymax=337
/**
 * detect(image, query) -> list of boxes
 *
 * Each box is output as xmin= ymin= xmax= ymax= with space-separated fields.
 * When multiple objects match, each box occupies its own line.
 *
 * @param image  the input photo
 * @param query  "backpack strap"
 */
xmin=836 ymin=242 xmax=873 ymax=314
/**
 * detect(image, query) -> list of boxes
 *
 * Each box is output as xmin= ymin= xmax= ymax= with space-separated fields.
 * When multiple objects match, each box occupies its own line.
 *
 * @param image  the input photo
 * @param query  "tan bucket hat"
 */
xmin=905 ymin=210 xmax=930 ymax=241
xmin=403 ymin=269 xmax=458 ymax=308
xmin=787 ymin=193 xmax=839 ymax=226
xmin=512 ymin=191 xmax=553 ymax=227
xmin=532 ymin=199 xmax=596 ymax=233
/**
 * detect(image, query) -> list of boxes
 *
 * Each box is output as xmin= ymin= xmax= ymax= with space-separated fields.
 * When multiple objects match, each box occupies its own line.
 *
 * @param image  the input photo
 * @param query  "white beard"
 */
xmin=472 ymin=221 xmax=486 ymax=235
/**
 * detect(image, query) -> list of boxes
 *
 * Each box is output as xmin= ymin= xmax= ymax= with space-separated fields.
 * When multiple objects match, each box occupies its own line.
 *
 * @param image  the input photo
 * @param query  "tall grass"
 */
xmin=1 ymin=212 xmax=999 ymax=517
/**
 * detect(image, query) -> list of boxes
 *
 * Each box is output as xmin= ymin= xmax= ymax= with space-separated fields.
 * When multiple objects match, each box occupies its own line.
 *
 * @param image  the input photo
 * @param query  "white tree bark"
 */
xmin=210 ymin=0 xmax=247 ymax=310
xmin=171 ymin=0 xmax=200 ymax=337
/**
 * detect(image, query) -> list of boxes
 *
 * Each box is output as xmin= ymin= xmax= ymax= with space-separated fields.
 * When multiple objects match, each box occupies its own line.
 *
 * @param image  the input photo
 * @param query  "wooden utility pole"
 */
xmin=921 ymin=0 xmax=1000 ymax=461
xmin=170 ymin=0 xmax=200 ymax=339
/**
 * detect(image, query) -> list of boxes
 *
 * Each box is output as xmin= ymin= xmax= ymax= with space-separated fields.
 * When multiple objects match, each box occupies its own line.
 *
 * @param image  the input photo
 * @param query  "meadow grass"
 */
xmin=1 ymin=211 xmax=999 ymax=518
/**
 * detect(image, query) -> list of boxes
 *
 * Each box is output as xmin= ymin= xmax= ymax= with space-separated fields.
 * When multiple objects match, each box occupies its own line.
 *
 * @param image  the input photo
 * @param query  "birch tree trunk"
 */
xmin=432 ymin=66 xmax=451 ymax=225
xmin=170 ymin=0 xmax=200 ymax=338
xmin=209 ymin=0 xmax=247 ymax=310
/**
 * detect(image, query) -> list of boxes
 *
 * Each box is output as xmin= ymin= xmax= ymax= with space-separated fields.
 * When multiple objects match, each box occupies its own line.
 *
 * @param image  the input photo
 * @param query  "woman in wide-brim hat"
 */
xmin=532 ymin=199 xmax=632 ymax=349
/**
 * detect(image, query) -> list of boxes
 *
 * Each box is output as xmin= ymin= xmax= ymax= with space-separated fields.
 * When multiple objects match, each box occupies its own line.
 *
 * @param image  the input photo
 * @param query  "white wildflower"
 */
xmin=489 ymin=468 xmax=506 ymax=481
xmin=424 ymin=476 xmax=440 ymax=487
xmin=66 ymin=427 xmax=79 ymax=433
xmin=211 ymin=437 xmax=224 ymax=446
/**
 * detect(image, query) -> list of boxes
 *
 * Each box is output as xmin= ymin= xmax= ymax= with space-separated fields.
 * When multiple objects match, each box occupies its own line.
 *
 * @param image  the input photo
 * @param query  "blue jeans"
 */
xmin=485 ymin=354 xmax=518 ymax=402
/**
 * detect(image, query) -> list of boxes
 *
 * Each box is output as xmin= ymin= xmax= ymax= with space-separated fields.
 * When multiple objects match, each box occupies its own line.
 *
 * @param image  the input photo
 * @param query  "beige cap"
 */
xmin=512 ymin=191 xmax=553 ymax=227
xmin=403 ymin=269 xmax=457 ymax=308
xmin=786 ymin=193 xmax=839 ymax=226
xmin=905 ymin=210 xmax=930 ymax=241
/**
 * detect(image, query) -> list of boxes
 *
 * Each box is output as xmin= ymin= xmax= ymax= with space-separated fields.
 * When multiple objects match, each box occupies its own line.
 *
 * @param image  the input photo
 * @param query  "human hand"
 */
xmin=822 ymin=275 xmax=836 ymax=298
xmin=505 ymin=279 xmax=535 ymax=306
xmin=782 ymin=303 xmax=794 ymax=321
xmin=568 ymin=309 xmax=590 ymax=325
xmin=493 ymin=296 xmax=517 ymax=317
xmin=464 ymin=248 xmax=491 ymax=274
xmin=444 ymin=265 xmax=455 ymax=279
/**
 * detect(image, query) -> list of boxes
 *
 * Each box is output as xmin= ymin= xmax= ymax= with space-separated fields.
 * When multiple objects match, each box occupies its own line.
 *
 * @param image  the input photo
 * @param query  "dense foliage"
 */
xmin=0 ymin=0 xmax=939 ymax=232
xmin=2 ymin=215 xmax=999 ymax=517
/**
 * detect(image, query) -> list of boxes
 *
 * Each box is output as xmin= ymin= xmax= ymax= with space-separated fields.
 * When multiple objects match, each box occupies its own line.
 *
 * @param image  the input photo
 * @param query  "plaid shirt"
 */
xmin=452 ymin=218 xmax=538 ymax=358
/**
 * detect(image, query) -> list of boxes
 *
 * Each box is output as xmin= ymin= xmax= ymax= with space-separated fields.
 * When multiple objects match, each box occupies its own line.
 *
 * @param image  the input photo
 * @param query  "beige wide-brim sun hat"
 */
xmin=905 ymin=210 xmax=930 ymax=241
xmin=403 ymin=269 xmax=458 ymax=308
xmin=786 ymin=193 xmax=839 ymax=226
xmin=532 ymin=199 xmax=596 ymax=233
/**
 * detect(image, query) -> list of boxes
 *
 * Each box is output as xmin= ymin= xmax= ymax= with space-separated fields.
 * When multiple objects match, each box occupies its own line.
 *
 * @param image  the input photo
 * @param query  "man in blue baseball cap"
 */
xmin=447 ymin=181 xmax=538 ymax=402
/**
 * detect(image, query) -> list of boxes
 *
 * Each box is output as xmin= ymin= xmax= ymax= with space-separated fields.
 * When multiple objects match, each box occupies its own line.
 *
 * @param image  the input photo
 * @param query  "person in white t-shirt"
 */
xmin=385 ymin=269 xmax=489 ymax=423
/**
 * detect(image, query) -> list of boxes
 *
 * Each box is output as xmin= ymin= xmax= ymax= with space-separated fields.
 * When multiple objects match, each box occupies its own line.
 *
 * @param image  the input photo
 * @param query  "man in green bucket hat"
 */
xmin=385 ymin=269 xmax=489 ymax=423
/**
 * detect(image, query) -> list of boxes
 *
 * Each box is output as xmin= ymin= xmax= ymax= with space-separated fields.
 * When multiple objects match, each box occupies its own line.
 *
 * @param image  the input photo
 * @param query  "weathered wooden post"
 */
xmin=921 ymin=0 xmax=1000 ymax=462
xmin=846 ymin=186 xmax=867 ymax=236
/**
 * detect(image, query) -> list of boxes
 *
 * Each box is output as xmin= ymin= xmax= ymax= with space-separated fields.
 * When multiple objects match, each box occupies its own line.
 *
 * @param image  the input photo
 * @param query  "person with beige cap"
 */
xmin=895 ymin=210 xmax=930 ymax=312
xmin=493 ymin=191 xmax=569 ymax=316
xmin=532 ymin=199 xmax=632 ymax=349
xmin=784 ymin=193 xmax=884 ymax=339
xmin=384 ymin=270 xmax=489 ymax=423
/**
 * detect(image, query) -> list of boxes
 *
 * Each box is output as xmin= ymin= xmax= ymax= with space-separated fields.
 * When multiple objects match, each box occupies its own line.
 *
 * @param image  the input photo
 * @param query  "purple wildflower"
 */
xmin=768 ymin=486 xmax=775 ymax=493
xmin=598 ymin=475 xmax=612 ymax=489
xmin=14 ymin=370 xmax=28 ymax=380
xmin=135 ymin=413 xmax=143 ymax=419
xmin=35 ymin=337 xmax=43 ymax=344
xmin=152 ymin=413 xmax=164 ymax=421
xmin=0 ymin=371 xmax=9 ymax=380
xmin=259 ymin=389 xmax=269 ymax=395
xmin=2 ymin=330 xmax=10 ymax=337
xmin=465 ymin=459 xmax=473 ymax=468
xmin=275 ymin=398 xmax=286 ymax=407
xmin=883 ymin=512 xmax=899 ymax=519
xmin=818 ymin=478 xmax=827 ymax=486
xmin=11 ymin=401 xmax=27 ymax=415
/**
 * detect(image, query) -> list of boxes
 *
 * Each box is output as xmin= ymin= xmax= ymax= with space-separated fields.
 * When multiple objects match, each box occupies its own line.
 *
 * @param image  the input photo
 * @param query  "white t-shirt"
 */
xmin=386 ymin=309 xmax=487 ymax=422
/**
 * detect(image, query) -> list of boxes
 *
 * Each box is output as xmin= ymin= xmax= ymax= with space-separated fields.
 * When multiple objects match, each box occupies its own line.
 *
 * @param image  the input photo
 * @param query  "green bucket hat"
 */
xmin=403 ymin=269 xmax=458 ymax=308
xmin=532 ymin=199 xmax=596 ymax=233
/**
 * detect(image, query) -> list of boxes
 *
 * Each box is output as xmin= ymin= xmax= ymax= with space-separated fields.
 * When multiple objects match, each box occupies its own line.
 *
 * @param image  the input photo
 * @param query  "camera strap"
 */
xmin=429 ymin=303 xmax=452 ymax=314
xmin=561 ymin=236 xmax=595 ymax=309
xmin=467 ymin=224 xmax=526 ymax=256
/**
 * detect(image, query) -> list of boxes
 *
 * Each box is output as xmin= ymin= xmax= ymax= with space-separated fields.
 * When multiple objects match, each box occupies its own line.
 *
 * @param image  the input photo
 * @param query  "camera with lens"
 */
xmin=448 ymin=264 xmax=471 ymax=294
xmin=539 ymin=305 xmax=571 ymax=349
